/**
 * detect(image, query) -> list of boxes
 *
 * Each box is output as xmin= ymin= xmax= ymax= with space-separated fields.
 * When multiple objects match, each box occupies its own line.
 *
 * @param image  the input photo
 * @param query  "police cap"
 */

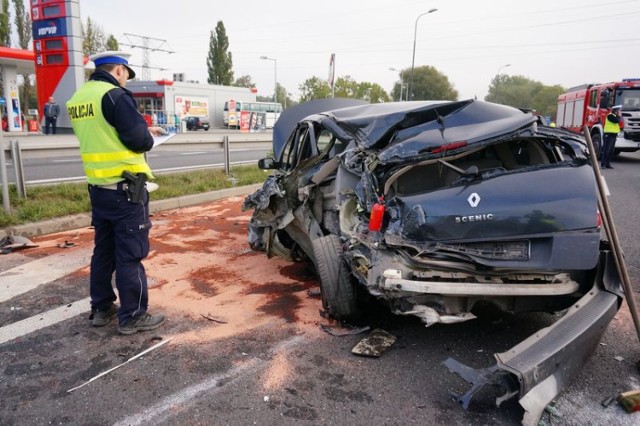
xmin=89 ymin=51 xmax=136 ymax=80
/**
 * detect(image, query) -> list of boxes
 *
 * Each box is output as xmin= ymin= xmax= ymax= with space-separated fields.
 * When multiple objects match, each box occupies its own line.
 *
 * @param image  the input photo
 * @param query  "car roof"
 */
xmin=274 ymin=99 xmax=536 ymax=161
xmin=322 ymin=100 xmax=535 ymax=151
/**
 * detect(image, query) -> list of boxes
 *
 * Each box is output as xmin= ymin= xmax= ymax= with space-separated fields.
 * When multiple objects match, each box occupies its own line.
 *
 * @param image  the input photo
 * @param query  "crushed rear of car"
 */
xmin=243 ymin=99 xmax=623 ymax=424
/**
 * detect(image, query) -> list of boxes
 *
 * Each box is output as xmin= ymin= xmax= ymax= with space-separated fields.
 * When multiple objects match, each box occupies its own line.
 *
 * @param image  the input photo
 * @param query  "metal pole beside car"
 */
xmin=0 ymin=130 xmax=9 ymax=213
xmin=583 ymin=125 xmax=640 ymax=343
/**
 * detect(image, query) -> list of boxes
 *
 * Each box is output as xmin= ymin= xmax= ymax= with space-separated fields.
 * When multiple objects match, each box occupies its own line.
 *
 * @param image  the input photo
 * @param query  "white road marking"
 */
xmin=0 ymin=297 xmax=90 ymax=344
xmin=51 ymin=159 xmax=80 ymax=163
xmin=113 ymin=336 xmax=304 ymax=426
xmin=0 ymin=250 xmax=91 ymax=303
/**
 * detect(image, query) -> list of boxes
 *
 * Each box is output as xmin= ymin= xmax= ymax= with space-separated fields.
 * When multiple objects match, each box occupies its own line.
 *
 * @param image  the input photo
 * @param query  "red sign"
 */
xmin=228 ymin=99 xmax=236 ymax=112
xmin=240 ymin=111 xmax=250 ymax=133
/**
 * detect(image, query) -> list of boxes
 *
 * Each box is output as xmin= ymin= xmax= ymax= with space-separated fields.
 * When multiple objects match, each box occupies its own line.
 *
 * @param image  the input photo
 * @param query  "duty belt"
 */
xmin=89 ymin=181 xmax=127 ymax=191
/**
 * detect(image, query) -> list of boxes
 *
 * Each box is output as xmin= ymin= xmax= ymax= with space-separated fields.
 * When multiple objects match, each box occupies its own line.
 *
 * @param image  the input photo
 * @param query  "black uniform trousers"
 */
xmin=601 ymin=133 xmax=617 ymax=168
xmin=88 ymin=183 xmax=152 ymax=326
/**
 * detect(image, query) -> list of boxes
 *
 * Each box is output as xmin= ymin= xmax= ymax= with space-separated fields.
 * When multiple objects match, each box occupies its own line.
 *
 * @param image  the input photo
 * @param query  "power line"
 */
xmin=119 ymin=33 xmax=174 ymax=80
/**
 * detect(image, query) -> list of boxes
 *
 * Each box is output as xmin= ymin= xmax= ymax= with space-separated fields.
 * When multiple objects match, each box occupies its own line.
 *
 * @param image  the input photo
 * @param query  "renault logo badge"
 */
xmin=468 ymin=193 xmax=481 ymax=208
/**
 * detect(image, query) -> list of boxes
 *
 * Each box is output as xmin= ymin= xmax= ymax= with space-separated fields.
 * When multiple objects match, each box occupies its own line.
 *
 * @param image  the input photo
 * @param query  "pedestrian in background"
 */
xmin=601 ymin=105 xmax=623 ymax=169
xmin=44 ymin=96 xmax=60 ymax=134
xmin=66 ymin=51 xmax=166 ymax=335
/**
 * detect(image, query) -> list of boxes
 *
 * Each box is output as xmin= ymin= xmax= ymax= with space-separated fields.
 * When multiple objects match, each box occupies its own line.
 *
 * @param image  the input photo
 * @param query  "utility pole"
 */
xmin=120 ymin=33 xmax=174 ymax=81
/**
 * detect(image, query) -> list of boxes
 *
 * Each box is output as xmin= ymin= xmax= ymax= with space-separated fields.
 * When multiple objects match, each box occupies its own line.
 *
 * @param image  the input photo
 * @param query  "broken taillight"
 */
xmin=369 ymin=197 xmax=385 ymax=231
xmin=431 ymin=141 xmax=468 ymax=154
xmin=597 ymin=209 xmax=602 ymax=229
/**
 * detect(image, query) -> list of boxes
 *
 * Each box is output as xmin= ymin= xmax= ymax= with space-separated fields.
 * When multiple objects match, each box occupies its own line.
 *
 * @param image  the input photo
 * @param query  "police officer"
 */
xmin=67 ymin=51 xmax=166 ymax=335
xmin=601 ymin=105 xmax=622 ymax=169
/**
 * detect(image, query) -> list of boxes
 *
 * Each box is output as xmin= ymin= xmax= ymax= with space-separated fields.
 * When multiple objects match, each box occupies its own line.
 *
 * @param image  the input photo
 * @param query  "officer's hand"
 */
xmin=148 ymin=126 xmax=168 ymax=136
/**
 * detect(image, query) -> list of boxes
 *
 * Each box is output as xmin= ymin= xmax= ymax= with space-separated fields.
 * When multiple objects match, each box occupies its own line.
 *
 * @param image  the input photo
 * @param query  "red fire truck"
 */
xmin=556 ymin=79 xmax=640 ymax=155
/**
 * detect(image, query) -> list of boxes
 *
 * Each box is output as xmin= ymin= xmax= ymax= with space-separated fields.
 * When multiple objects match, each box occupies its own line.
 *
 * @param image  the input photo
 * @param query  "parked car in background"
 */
xmin=183 ymin=116 xmax=210 ymax=131
xmin=243 ymin=98 xmax=622 ymax=424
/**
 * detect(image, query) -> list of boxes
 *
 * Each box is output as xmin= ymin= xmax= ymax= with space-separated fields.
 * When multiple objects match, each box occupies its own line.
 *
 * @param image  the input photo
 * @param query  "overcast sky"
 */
xmin=80 ymin=0 xmax=640 ymax=101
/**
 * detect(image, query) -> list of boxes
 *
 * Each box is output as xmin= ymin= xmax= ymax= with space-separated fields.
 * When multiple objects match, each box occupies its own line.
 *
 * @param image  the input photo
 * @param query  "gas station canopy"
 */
xmin=0 ymin=47 xmax=35 ymax=74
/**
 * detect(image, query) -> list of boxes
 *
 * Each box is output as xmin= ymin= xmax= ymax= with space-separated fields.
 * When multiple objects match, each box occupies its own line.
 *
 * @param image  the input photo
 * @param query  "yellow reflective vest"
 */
xmin=604 ymin=112 xmax=621 ymax=134
xmin=67 ymin=81 xmax=153 ymax=185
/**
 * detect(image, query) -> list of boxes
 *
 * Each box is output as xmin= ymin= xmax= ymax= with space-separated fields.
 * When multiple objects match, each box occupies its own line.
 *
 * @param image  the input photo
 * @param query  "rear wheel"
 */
xmin=312 ymin=234 xmax=358 ymax=319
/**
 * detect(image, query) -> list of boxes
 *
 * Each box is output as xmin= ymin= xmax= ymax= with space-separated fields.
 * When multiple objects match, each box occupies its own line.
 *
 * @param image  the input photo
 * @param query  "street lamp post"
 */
xmin=496 ymin=63 xmax=511 ymax=104
xmin=409 ymin=8 xmax=438 ymax=101
xmin=260 ymin=56 xmax=277 ymax=104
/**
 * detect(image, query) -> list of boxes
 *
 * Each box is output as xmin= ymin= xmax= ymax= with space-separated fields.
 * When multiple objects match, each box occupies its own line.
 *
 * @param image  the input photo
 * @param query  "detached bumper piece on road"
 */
xmin=444 ymin=248 xmax=623 ymax=425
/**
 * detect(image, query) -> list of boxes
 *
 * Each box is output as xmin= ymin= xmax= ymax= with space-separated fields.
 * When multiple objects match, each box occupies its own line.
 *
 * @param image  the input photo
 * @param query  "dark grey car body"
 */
xmin=243 ymin=99 xmax=622 ymax=424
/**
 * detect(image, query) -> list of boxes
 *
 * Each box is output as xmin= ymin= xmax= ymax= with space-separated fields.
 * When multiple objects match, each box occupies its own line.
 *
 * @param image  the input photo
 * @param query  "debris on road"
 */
xmin=351 ymin=328 xmax=396 ymax=357
xmin=56 ymin=240 xmax=77 ymax=249
xmin=618 ymin=390 xmax=640 ymax=413
xmin=601 ymin=396 xmax=616 ymax=408
xmin=320 ymin=323 xmax=370 ymax=337
xmin=201 ymin=313 xmax=228 ymax=324
xmin=0 ymin=235 xmax=38 ymax=254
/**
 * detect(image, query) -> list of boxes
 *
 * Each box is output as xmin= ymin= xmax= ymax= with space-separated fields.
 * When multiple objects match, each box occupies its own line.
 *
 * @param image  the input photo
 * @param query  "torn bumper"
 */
xmin=381 ymin=269 xmax=579 ymax=296
xmin=444 ymin=249 xmax=623 ymax=425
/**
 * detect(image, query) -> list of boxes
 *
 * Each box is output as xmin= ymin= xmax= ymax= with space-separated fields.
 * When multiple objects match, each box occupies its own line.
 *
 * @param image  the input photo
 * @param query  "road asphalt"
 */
xmin=0 ymin=183 xmax=263 ymax=240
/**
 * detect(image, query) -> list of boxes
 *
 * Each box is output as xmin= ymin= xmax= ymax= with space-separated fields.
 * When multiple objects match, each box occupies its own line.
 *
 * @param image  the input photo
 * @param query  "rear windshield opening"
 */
xmin=393 ymin=138 xmax=564 ymax=196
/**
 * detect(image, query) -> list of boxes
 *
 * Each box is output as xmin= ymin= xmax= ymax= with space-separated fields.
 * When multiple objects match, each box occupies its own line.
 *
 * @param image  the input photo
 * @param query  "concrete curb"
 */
xmin=0 ymin=183 xmax=262 ymax=239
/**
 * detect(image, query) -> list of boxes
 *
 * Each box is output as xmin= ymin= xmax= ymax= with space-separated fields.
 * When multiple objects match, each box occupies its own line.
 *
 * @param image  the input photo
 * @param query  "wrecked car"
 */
xmin=243 ymin=98 xmax=623 ymax=424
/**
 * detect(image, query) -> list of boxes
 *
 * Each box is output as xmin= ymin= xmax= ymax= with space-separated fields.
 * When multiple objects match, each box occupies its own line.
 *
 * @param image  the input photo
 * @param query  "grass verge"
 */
xmin=0 ymin=165 xmax=267 ymax=228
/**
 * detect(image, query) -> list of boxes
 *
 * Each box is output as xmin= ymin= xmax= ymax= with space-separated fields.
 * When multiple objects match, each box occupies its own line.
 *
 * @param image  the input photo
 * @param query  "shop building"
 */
xmin=126 ymin=80 xmax=256 ymax=129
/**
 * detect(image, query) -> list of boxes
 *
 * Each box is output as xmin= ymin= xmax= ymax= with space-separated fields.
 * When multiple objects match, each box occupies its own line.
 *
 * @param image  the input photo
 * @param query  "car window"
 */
xmin=294 ymin=127 xmax=314 ymax=165
xmin=281 ymin=125 xmax=309 ymax=171
xmin=317 ymin=129 xmax=335 ymax=155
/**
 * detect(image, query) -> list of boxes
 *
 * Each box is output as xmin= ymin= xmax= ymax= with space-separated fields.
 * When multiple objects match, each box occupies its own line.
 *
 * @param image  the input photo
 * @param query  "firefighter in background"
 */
xmin=601 ymin=105 xmax=622 ymax=169
xmin=67 ymin=51 xmax=166 ymax=335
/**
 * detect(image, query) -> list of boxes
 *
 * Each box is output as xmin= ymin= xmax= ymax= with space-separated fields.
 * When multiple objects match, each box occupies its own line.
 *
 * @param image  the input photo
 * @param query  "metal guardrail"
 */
xmin=0 ymin=133 xmax=272 ymax=201
xmin=9 ymin=133 xmax=272 ymax=159
xmin=0 ymin=138 xmax=28 ymax=213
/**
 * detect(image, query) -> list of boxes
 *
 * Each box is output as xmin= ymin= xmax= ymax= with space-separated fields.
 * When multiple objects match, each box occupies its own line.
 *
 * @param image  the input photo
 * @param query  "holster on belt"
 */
xmin=121 ymin=171 xmax=147 ymax=204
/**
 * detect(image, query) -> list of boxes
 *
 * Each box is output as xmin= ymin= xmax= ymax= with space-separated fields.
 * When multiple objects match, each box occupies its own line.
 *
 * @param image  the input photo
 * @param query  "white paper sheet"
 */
xmin=153 ymin=133 xmax=176 ymax=147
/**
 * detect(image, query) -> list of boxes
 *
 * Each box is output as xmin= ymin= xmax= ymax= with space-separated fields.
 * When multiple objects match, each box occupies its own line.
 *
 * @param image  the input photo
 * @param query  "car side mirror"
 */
xmin=258 ymin=158 xmax=277 ymax=169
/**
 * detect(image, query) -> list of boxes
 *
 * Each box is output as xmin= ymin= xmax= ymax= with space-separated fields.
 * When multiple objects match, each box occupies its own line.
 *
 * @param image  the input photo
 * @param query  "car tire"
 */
xmin=312 ymin=234 xmax=358 ymax=319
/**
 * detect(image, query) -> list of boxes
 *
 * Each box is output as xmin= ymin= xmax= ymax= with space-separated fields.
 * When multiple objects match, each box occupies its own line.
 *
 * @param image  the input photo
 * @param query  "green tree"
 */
xmin=299 ymin=76 xmax=331 ymax=102
xmin=530 ymin=84 xmax=564 ymax=118
xmin=82 ymin=17 xmax=106 ymax=56
xmin=332 ymin=76 xmax=390 ymax=103
xmin=0 ymin=0 xmax=10 ymax=46
xmin=13 ymin=0 xmax=32 ymax=110
xmin=275 ymin=83 xmax=291 ymax=107
xmin=485 ymin=75 xmax=563 ymax=116
xmin=334 ymin=76 xmax=358 ymax=98
xmin=234 ymin=75 xmax=255 ymax=88
xmin=106 ymin=34 xmax=119 ymax=51
xmin=206 ymin=21 xmax=233 ymax=85
xmin=406 ymin=66 xmax=458 ymax=101
xmin=390 ymin=69 xmax=410 ymax=101
xmin=356 ymin=82 xmax=390 ymax=103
